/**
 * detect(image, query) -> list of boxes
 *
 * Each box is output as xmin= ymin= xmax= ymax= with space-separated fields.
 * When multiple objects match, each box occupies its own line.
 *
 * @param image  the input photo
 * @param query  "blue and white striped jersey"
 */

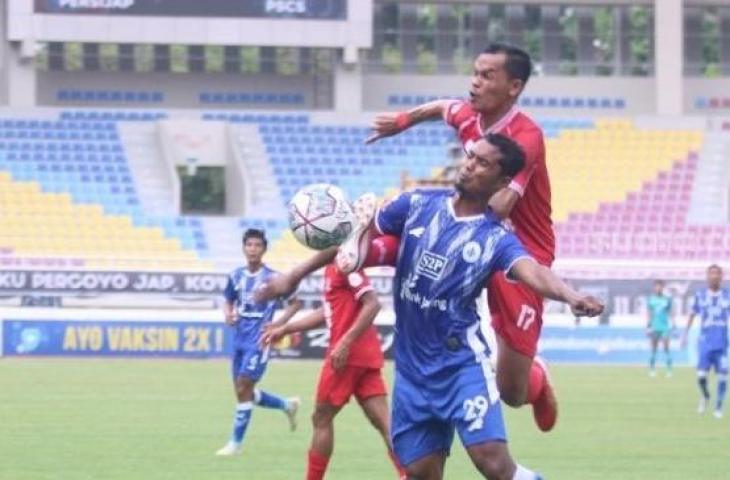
xmin=691 ymin=288 xmax=730 ymax=351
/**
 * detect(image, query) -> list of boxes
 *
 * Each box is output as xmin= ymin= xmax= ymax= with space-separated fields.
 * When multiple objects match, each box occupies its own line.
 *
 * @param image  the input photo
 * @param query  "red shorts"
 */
xmin=487 ymin=271 xmax=544 ymax=358
xmin=315 ymin=363 xmax=388 ymax=407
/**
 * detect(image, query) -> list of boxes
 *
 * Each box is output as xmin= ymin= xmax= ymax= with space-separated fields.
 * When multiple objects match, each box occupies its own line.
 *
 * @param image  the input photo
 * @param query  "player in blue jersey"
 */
xmin=215 ymin=228 xmax=304 ymax=456
xmin=682 ymin=264 xmax=729 ymax=419
xmin=646 ymin=280 xmax=675 ymax=377
xmin=257 ymin=134 xmax=603 ymax=479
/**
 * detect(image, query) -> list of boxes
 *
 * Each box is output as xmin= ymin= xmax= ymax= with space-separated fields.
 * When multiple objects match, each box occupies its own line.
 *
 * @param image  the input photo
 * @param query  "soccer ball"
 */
xmin=288 ymin=184 xmax=356 ymax=250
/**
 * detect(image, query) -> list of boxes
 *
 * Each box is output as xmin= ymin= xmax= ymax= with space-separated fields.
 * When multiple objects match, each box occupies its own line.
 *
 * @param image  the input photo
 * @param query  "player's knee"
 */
xmin=234 ymin=378 xmax=255 ymax=401
xmin=497 ymin=381 xmax=527 ymax=408
xmin=311 ymin=407 xmax=333 ymax=429
xmin=473 ymin=453 xmax=514 ymax=480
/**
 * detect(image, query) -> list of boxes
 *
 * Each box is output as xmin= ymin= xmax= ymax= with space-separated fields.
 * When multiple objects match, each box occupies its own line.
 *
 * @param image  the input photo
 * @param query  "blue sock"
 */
xmin=665 ymin=351 xmax=672 ymax=371
xmin=231 ymin=402 xmax=252 ymax=444
xmin=698 ymin=377 xmax=710 ymax=399
xmin=649 ymin=352 xmax=656 ymax=370
xmin=254 ymin=389 xmax=288 ymax=410
xmin=717 ymin=377 xmax=727 ymax=410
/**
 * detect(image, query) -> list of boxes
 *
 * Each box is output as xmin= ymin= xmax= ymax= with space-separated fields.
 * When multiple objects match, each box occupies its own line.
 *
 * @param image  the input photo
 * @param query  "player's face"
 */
xmin=707 ymin=267 xmax=723 ymax=290
xmin=469 ymin=53 xmax=523 ymax=114
xmin=243 ymin=238 xmax=266 ymax=265
xmin=456 ymin=140 xmax=509 ymax=199
xmin=653 ymin=282 xmax=664 ymax=294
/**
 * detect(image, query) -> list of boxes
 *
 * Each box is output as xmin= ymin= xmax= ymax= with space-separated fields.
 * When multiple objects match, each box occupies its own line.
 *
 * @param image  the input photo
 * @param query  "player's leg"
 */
xmin=306 ymin=362 xmax=356 ymax=480
xmin=648 ymin=333 xmax=659 ymax=376
xmin=454 ymin=360 xmax=542 ymax=479
xmin=307 ymin=402 xmax=342 ymax=480
xmin=712 ymin=350 xmax=727 ymax=418
xmin=245 ymin=346 xmax=299 ymax=430
xmin=661 ymin=333 xmax=673 ymax=377
xmin=356 ymin=370 xmax=406 ymax=478
xmin=696 ymin=349 xmax=711 ymax=414
xmin=391 ymin=370 xmax=452 ymax=480
xmin=487 ymin=274 xmax=555 ymax=431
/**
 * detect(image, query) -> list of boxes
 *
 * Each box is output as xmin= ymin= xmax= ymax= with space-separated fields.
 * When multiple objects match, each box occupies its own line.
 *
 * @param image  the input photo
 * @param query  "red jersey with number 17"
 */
xmin=323 ymin=265 xmax=384 ymax=369
xmin=444 ymin=100 xmax=555 ymax=266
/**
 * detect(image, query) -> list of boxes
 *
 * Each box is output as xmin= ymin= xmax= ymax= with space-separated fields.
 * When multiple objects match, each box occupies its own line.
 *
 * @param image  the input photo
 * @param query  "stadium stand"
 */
xmin=0 ymin=112 xmax=210 ymax=270
xmin=199 ymin=92 xmax=305 ymax=105
xmin=388 ymin=95 xmax=626 ymax=110
xmin=57 ymin=90 xmax=164 ymax=103
xmin=0 ymin=110 xmax=723 ymax=270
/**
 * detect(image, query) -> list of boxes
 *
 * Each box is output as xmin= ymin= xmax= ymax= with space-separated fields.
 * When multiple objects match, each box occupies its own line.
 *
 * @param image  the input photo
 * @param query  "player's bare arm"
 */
xmin=223 ymin=301 xmax=237 ymax=326
xmin=510 ymin=258 xmax=604 ymax=316
xmin=365 ymin=99 xmax=451 ymax=144
xmin=488 ymin=187 xmax=521 ymax=219
xmin=262 ymin=307 xmax=326 ymax=346
xmin=254 ymin=248 xmax=338 ymax=302
xmin=330 ymin=290 xmax=381 ymax=371
xmin=269 ymin=296 xmax=304 ymax=329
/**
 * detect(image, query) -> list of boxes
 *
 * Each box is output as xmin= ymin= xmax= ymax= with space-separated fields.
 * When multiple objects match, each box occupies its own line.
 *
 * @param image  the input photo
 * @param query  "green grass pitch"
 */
xmin=1 ymin=359 xmax=728 ymax=479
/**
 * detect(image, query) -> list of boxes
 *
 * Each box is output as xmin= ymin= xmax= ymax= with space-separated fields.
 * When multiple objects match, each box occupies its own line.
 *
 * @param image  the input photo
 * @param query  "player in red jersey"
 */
xmin=262 ymin=263 xmax=405 ymax=480
xmin=344 ymin=43 xmax=558 ymax=432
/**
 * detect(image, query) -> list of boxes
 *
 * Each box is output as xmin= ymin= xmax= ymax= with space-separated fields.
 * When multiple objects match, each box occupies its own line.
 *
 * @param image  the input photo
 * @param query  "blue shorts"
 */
xmin=698 ymin=348 xmax=728 ymax=375
xmin=231 ymin=345 xmax=271 ymax=382
xmin=391 ymin=361 xmax=506 ymax=466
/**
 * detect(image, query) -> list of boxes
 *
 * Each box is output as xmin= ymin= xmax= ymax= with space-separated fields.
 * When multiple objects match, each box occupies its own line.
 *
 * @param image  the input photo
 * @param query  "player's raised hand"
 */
xmin=330 ymin=340 xmax=350 ymax=371
xmin=254 ymin=273 xmax=297 ymax=303
xmin=260 ymin=324 xmax=286 ymax=347
xmin=365 ymin=112 xmax=404 ymax=144
xmin=570 ymin=295 xmax=604 ymax=317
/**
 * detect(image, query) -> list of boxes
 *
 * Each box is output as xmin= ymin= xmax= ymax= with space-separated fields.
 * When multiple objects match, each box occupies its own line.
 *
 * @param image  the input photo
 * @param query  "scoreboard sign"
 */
xmin=34 ymin=0 xmax=348 ymax=19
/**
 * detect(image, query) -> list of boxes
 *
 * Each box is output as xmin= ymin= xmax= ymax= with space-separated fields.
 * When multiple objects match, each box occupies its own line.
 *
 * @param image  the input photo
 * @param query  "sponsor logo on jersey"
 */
xmin=416 ymin=251 xmax=447 ymax=281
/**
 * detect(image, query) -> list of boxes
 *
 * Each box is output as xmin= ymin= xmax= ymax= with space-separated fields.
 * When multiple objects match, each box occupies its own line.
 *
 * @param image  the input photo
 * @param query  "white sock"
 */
xmin=513 ymin=464 xmax=540 ymax=480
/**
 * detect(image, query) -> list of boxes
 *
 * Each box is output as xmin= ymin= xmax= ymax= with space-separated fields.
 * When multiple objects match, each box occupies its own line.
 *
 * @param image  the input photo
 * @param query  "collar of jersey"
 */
xmin=477 ymin=105 xmax=520 ymax=135
xmin=447 ymin=196 xmax=487 ymax=223
xmin=244 ymin=266 xmax=265 ymax=277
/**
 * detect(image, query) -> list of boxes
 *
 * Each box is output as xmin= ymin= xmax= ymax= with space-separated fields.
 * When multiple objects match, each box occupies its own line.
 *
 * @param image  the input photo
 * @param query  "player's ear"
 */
xmin=508 ymin=78 xmax=524 ymax=99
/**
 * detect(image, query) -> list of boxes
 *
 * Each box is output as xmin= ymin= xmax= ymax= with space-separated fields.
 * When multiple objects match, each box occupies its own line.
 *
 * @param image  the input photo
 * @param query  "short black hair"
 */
xmin=708 ymin=264 xmax=723 ymax=273
xmin=485 ymin=132 xmax=525 ymax=177
xmin=482 ymin=43 xmax=532 ymax=85
xmin=654 ymin=279 xmax=665 ymax=286
xmin=243 ymin=228 xmax=267 ymax=249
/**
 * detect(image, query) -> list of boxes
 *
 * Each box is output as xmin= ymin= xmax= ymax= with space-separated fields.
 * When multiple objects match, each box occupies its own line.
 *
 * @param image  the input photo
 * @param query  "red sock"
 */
xmin=306 ymin=449 xmax=330 ymax=480
xmin=387 ymin=449 xmax=407 ymax=479
xmin=365 ymin=235 xmax=400 ymax=268
xmin=526 ymin=361 xmax=546 ymax=405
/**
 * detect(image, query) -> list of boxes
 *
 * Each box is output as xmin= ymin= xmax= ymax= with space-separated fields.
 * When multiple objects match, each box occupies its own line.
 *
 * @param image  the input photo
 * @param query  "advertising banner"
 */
xmin=0 ymin=319 xmax=395 ymax=359
xmin=2 ymin=319 xmax=693 ymax=365
xmin=34 ymin=0 xmax=347 ymax=19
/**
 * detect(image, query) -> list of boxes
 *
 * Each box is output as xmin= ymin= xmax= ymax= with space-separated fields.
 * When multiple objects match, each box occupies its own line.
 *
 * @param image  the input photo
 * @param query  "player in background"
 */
xmin=646 ymin=280 xmax=675 ymax=378
xmin=262 ymin=264 xmax=406 ymax=480
xmin=682 ymin=264 xmax=729 ymax=419
xmin=215 ymin=229 xmax=303 ymax=456
xmin=347 ymin=43 xmax=557 ymax=432
xmin=257 ymin=134 xmax=604 ymax=479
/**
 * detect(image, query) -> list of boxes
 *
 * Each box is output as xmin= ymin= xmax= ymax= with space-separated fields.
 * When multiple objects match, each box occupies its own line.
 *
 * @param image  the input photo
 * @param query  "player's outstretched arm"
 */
xmin=261 ymin=307 xmax=326 ymax=346
xmin=269 ymin=296 xmax=304 ymax=329
xmin=365 ymin=99 xmax=452 ymax=144
xmin=510 ymin=259 xmax=604 ymax=316
xmin=330 ymin=291 xmax=381 ymax=371
xmin=254 ymin=247 xmax=338 ymax=302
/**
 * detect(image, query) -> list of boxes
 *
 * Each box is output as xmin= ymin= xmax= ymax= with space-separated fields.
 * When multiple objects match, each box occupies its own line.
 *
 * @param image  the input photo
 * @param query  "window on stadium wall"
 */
xmin=683 ymin=5 xmax=730 ymax=77
xmin=36 ymin=43 xmax=336 ymax=76
xmin=367 ymin=2 xmax=655 ymax=76
xmin=176 ymin=166 xmax=225 ymax=215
